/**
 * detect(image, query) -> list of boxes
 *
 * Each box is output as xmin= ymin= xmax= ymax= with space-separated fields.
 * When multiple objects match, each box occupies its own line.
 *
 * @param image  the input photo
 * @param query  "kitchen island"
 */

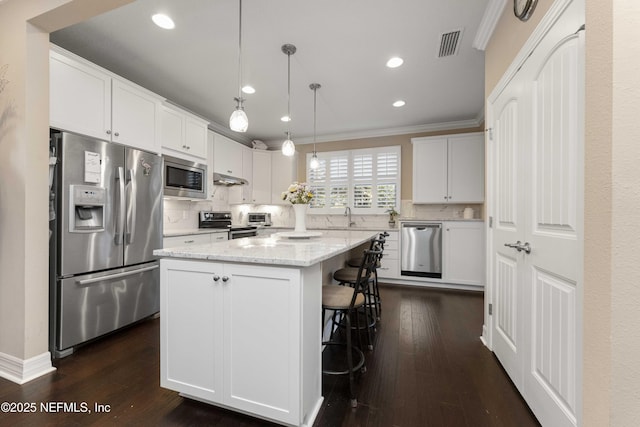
xmin=153 ymin=230 xmax=376 ymax=427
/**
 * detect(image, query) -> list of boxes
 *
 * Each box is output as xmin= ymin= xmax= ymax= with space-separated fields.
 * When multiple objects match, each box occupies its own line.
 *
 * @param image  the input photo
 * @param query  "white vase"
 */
xmin=292 ymin=204 xmax=308 ymax=232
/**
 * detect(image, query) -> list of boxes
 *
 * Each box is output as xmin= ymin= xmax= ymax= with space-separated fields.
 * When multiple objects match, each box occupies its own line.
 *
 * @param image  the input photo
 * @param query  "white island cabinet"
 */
xmin=154 ymin=231 xmax=376 ymax=427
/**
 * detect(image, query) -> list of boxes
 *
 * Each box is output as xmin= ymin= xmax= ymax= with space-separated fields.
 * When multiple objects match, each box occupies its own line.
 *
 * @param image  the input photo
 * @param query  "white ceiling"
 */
xmin=51 ymin=0 xmax=491 ymax=147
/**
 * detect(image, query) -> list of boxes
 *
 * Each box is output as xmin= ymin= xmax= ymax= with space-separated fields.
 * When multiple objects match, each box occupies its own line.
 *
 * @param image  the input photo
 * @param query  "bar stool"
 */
xmin=345 ymin=232 xmax=388 ymax=322
xmin=332 ymin=238 xmax=384 ymax=350
xmin=322 ymin=248 xmax=380 ymax=408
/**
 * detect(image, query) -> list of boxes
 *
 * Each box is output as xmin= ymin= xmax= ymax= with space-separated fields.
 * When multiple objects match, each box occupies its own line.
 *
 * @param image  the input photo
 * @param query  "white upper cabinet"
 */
xmin=160 ymin=103 xmax=208 ymax=161
xmin=50 ymin=49 xmax=112 ymax=142
xmin=111 ymin=78 xmax=162 ymax=153
xmin=251 ymin=150 xmax=272 ymax=205
xmin=228 ymin=145 xmax=253 ymax=204
xmin=412 ymin=132 xmax=485 ymax=204
xmin=270 ymin=152 xmax=297 ymax=205
xmin=212 ymin=133 xmax=244 ymax=177
xmin=50 ymin=47 xmax=163 ymax=153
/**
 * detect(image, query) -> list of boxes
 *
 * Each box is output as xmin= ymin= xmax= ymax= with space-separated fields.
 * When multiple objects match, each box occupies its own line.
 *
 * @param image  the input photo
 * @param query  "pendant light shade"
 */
xmin=281 ymin=44 xmax=296 ymax=156
xmin=282 ymin=132 xmax=295 ymax=157
xmin=309 ymin=83 xmax=321 ymax=170
xmin=230 ymin=98 xmax=248 ymax=132
xmin=229 ymin=0 xmax=248 ymax=132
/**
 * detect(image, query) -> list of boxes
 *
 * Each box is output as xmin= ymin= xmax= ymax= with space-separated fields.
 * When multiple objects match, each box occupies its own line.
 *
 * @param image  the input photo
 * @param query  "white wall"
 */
xmin=0 ymin=0 xmax=132 ymax=381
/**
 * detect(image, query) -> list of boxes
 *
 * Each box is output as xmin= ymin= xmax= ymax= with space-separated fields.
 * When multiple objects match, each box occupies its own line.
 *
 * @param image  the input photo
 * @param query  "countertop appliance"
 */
xmin=247 ymin=212 xmax=271 ymax=226
xmin=199 ymin=211 xmax=257 ymax=239
xmin=163 ymin=154 xmax=207 ymax=199
xmin=49 ymin=130 xmax=163 ymax=358
xmin=401 ymin=222 xmax=443 ymax=278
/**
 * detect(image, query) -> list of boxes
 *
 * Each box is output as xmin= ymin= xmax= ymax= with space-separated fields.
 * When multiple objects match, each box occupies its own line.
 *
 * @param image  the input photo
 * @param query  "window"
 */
xmin=306 ymin=146 xmax=401 ymax=214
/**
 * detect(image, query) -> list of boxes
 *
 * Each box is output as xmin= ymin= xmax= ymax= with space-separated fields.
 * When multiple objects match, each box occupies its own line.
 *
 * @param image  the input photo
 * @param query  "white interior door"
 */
xmin=490 ymin=75 xmax=528 ymax=391
xmin=488 ymin=1 xmax=584 ymax=426
xmin=523 ymin=25 xmax=584 ymax=427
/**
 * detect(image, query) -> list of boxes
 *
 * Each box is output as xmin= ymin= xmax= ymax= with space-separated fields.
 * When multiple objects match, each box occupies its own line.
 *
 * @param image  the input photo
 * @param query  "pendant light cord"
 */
xmin=237 ymin=0 xmax=243 ymax=101
xmin=313 ymin=85 xmax=317 ymax=153
xmin=287 ymin=50 xmax=291 ymax=136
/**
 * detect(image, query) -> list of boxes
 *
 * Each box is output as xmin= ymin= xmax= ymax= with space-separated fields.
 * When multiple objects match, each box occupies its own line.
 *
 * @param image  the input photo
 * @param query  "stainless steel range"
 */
xmin=199 ymin=211 xmax=257 ymax=239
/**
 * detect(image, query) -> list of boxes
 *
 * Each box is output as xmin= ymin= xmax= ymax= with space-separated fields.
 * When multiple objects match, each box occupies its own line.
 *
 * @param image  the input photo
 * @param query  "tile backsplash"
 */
xmin=163 ymin=191 xmax=483 ymax=232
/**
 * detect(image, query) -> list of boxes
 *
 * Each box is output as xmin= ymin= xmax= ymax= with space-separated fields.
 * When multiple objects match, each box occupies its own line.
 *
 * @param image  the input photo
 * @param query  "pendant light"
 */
xmin=281 ymin=44 xmax=296 ymax=156
xmin=229 ymin=0 xmax=248 ymax=132
xmin=309 ymin=83 xmax=321 ymax=170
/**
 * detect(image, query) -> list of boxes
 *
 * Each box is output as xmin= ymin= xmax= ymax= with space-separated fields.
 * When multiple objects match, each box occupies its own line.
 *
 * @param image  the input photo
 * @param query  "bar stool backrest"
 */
xmin=350 ymin=248 xmax=382 ymax=307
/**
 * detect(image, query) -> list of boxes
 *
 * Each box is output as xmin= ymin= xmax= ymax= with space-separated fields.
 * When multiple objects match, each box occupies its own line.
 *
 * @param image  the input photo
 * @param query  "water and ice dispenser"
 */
xmin=69 ymin=185 xmax=105 ymax=233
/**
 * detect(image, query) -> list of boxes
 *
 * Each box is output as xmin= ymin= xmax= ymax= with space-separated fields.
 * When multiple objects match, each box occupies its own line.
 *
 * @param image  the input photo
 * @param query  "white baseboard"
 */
xmin=0 ymin=351 xmax=56 ymax=384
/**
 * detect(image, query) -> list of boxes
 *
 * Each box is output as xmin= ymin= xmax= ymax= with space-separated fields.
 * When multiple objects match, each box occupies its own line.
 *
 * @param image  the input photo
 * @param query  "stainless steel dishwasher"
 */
xmin=401 ymin=222 xmax=443 ymax=278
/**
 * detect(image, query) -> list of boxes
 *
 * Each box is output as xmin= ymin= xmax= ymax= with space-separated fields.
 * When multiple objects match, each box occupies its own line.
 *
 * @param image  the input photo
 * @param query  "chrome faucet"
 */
xmin=344 ymin=206 xmax=356 ymax=228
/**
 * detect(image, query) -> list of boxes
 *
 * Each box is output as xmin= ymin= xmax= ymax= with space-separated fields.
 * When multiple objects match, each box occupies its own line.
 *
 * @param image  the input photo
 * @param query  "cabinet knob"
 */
xmin=213 ymin=275 xmax=220 ymax=282
xmin=106 ymin=130 xmax=112 ymax=135
xmin=114 ymin=132 xmax=119 ymax=137
xmin=221 ymin=276 xmax=229 ymax=282
xmin=444 ymin=196 xmax=447 ymax=200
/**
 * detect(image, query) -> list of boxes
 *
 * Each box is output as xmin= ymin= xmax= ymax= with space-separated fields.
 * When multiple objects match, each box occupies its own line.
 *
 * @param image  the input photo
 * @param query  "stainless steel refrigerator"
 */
xmin=49 ymin=130 xmax=162 ymax=357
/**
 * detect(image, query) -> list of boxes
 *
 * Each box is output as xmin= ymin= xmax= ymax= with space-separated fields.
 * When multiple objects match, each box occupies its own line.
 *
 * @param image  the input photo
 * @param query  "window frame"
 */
xmin=306 ymin=145 xmax=401 ymax=215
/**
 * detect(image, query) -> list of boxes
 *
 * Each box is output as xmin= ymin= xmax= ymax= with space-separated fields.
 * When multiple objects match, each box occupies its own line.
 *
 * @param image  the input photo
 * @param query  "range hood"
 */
xmin=213 ymin=172 xmax=248 ymax=186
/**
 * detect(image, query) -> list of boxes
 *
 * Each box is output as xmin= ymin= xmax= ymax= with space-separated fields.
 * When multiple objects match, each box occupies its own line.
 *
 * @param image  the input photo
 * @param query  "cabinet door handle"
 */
xmin=221 ymin=276 xmax=229 ymax=282
xmin=184 ymin=239 xmax=194 ymax=243
xmin=213 ymin=275 xmax=220 ymax=282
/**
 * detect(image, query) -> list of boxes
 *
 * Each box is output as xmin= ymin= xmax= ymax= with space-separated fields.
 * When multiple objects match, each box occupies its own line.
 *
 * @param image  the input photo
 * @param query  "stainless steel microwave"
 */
xmin=163 ymin=155 xmax=207 ymax=199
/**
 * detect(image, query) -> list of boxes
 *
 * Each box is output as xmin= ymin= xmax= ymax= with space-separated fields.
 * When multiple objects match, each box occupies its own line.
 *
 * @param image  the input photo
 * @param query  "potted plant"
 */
xmin=386 ymin=207 xmax=399 ymax=228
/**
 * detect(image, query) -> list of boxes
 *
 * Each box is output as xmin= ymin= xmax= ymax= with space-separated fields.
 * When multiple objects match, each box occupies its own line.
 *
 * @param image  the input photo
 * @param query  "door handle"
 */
xmin=504 ymin=241 xmax=532 ymax=254
xmin=126 ymin=168 xmax=136 ymax=245
xmin=115 ymin=167 xmax=126 ymax=245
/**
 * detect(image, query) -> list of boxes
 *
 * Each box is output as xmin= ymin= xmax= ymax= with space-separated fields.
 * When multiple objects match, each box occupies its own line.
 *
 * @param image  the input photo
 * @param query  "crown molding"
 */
xmin=264 ymin=117 xmax=484 ymax=147
xmin=207 ymin=121 xmax=253 ymax=146
xmin=472 ymin=0 xmax=508 ymax=51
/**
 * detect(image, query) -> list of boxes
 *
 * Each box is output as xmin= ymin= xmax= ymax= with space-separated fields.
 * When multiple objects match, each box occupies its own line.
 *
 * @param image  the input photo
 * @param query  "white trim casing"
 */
xmin=0 ymin=351 xmax=56 ymax=384
xmin=473 ymin=0 xmax=508 ymax=51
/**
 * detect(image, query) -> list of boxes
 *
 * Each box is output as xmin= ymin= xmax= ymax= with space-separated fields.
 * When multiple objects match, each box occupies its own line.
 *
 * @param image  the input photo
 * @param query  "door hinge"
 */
xmin=489 ymin=216 xmax=493 ymax=228
xmin=485 ymin=127 xmax=493 ymax=141
xmin=489 ymin=303 xmax=493 ymax=315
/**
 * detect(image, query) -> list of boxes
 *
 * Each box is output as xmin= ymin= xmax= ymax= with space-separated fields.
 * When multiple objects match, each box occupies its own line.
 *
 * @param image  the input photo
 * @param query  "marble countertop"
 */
xmin=154 ymin=230 xmax=378 ymax=267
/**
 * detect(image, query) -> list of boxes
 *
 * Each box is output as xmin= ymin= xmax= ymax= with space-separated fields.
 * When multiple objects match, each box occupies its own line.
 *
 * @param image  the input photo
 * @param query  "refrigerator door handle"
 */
xmin=125 ymin=168 xmax=136 ymax=245
xmin=115 ymin=167 xmax=126 ymax=245
xmin=75 ymin=264 xmax=159 ymax=286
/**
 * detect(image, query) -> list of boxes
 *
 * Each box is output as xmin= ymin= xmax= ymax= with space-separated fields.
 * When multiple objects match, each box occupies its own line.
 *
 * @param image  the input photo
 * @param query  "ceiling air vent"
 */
xmin=437 ymin=28 xmax=464 ymax=57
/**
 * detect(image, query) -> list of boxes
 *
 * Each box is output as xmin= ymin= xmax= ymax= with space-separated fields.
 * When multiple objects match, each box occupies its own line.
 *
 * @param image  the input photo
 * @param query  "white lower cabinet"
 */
xmin=377 ymin=230 xmax=399 ymax=279
xmin=160 ymin=259 xmax=307 ymax=425
xmin=442 ymin=221 xmax=485 ymax=287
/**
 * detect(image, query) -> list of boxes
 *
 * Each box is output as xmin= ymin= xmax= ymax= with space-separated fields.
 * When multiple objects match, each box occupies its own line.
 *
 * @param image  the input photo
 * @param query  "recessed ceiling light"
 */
xmin=386 ymin=57 xmax=404 ymax=68
xmin=152 ymin=13 xmax=175 ymax=30
xmin=242 ymin=85 xmax=255 ymax=94
xmin=281 ymin=115 xmax=291 ymax=122
xmin=393 ymin=100 xmax=406 ymax=107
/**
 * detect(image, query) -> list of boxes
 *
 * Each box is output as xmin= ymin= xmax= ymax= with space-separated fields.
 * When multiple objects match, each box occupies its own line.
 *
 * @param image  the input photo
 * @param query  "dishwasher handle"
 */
xmin=402 ymin=223 xmax=442 ymax=230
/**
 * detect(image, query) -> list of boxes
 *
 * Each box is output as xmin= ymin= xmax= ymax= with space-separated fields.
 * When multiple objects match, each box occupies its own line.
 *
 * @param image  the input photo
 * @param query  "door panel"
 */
xmin=524 ymin=28 xmax=584 ymax=427
xmin=491 ymin=82 xmax=526 ymax=390
xmin=124 ymin=147 xmax=163 ymax=265
xmin=58 ymin=262 xmax=159 ymax=350
xmin=58 ymin=132 xmax=123 ymax=275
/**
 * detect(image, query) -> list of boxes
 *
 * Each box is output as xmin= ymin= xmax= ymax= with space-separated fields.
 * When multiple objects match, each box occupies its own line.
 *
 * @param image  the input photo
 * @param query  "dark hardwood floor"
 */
xmin=0 ymin=284 xmax=539 ymax=427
